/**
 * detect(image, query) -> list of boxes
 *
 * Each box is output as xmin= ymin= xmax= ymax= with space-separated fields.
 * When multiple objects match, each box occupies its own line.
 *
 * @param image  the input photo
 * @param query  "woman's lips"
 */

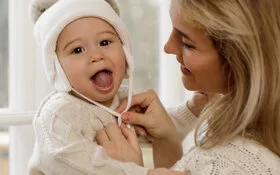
xmin=180 ymin=65 xmax=192 ymax=75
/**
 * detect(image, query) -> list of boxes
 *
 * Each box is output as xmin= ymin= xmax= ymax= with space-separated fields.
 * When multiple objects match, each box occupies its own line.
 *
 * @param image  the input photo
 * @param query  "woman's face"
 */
xmin=164 ymin=0 xmax=227 ymax=94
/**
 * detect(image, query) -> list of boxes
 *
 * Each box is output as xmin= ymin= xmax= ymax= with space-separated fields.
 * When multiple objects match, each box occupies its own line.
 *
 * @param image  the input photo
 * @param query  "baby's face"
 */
xmin=56 ymin=17 xmax=126 ymax=106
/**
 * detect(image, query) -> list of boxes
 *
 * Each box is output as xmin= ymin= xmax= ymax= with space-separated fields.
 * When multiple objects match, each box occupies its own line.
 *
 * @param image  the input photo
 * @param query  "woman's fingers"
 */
xmin=95 ymin=129 xmax=110 ymax=145
xmin=120 ymin=124 xmax=141 ymax=153
xmin=103 ymin=123 xmax=125 ymax=142
xmin=121 ymin=111 xmax=151 ymax=127
xmin=116 ymin=90 xmax=158 ymax=113
xmin=95 ymin=123 xmax=144 ymax=166
xmin=129 ymin=89 xmax=158 ymax=109
xmin=134 ymin=125 xmax=147 ymax=137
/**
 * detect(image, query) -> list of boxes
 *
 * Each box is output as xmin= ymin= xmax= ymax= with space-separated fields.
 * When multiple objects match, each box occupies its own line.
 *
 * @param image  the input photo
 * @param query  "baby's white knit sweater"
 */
xmin=28 ymin=88 xmax=148 ymax=175
xmin=169 ymin=103 xmax=280 ymax=175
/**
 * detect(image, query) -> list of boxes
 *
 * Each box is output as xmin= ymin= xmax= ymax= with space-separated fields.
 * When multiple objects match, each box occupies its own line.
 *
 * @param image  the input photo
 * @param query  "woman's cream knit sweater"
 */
xmin=169 ymin=103 xmax=280 ymax=175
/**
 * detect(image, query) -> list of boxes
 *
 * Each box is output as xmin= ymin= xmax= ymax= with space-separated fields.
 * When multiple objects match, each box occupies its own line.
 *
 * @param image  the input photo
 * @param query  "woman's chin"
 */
xmin=182 ymin=78 xmax=197 ymax=91
xmin=183 ymin=83 xmax=195 ymax=91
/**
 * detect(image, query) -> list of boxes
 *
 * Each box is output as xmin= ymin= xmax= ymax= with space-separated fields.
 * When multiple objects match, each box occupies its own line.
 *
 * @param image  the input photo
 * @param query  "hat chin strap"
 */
xmin=71 ymin=74 xmax=133 ymax=128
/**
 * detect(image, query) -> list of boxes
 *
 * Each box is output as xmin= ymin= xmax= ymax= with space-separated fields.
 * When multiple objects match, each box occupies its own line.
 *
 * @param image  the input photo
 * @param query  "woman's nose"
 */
xmin=164 ymin=30 xmax=179 ymax=55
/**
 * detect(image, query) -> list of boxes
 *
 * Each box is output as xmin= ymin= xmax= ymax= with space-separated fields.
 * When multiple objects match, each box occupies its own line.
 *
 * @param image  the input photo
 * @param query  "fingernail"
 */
xmin=120 ymin=123 xmax=125 ymax=128
xmin=121 ymin=112 xmax=129 ymax=121
xmin=139 ymin=130 xmax=145 ymax=136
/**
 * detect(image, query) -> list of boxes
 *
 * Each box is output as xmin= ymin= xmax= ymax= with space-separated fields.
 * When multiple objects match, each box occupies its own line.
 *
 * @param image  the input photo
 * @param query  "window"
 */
xmin=0 ymin=0 xmax=9 ymax=108
xmin=0 ymin=0 xmax=9 ymax=175
xmin=118 ymin=0 xmax=160 ymax=94
xmin=118 ymin=0 xmax=191 ymax=107
xmin=0 ymin=0 xmax=191 ymax=174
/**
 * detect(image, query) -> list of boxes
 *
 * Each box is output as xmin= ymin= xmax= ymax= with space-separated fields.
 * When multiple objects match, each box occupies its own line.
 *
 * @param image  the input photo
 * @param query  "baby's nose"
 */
xmin=89 ymin=51 xmax=105 ymax=62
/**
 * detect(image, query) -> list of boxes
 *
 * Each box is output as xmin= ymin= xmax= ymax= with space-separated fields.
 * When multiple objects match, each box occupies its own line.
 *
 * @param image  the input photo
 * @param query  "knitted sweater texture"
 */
xmin=28 ymin=94 xmax=280 ymax=175
xmin=28 ymin=87 xmax=148 ymax=175
xmin=169 ymin=103 xmax=280 ymax=175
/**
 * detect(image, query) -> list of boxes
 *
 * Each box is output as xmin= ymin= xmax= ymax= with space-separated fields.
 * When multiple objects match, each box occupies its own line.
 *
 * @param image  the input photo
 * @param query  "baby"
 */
xmin=28 ymin=0 xmax=148 ymax=174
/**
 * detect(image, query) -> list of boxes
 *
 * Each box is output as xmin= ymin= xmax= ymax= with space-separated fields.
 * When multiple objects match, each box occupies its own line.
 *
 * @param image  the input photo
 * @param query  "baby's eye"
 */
xmin=72 ymin=47 xmax=85 ymax=54
xmin=99 ymin=40 xmax=112 ymax=46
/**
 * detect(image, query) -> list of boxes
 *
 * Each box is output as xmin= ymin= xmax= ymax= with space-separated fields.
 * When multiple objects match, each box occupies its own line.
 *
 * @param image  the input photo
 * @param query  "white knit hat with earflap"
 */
xmin=30 ymin=0 xmax=134 ymax=125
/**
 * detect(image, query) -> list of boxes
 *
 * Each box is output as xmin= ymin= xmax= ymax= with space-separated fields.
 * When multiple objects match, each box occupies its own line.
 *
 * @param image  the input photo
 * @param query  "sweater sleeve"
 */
xmin=30 ymin=98 xmax=148 ymax=175
xmin=167 ymin=102 xmax=198 ymax=140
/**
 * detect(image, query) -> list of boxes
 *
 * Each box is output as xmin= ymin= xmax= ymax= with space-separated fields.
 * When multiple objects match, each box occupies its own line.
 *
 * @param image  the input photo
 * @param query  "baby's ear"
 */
xmin=29 ymin=0 xmax=57 ymax=23
xmin=105 ymin=0 xmax=120 ymax=16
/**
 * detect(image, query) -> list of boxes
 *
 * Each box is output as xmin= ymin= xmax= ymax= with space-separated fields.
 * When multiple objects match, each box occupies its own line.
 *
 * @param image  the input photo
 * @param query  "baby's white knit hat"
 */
xmin=30 ymin=0 xmax=134 ymax=122
xmin=30 ymin=0 xmax=133 ymax=92
xmin=30 ymin=0 xmax=120 ymax=22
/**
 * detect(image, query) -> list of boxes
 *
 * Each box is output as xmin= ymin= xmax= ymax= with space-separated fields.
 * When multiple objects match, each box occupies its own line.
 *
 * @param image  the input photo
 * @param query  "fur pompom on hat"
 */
xmin=29 ymin=0 xmax=120 ymax=23
xmin=29 ymin=0 xmax=56 ymax=23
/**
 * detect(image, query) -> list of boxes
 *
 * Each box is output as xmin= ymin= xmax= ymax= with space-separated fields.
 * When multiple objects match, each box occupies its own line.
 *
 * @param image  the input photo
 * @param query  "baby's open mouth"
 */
xmin=91 ymin=69 xmax=113 ymax=92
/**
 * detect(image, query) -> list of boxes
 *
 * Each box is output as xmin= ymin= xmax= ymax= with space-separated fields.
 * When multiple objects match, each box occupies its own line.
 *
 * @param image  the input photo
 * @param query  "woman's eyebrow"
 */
xmin=174 ymin=27 xmax=196 ymax=45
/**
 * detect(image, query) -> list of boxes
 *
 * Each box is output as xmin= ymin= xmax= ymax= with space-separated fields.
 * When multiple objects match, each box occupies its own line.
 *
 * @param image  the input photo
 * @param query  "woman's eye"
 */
xmin=72 ymin=47 xmax=85 ymax=54
xmin=182 ymin=41 xmax=195 ymax=50
xmin=100 ymin=40 xmax=112 ymax=46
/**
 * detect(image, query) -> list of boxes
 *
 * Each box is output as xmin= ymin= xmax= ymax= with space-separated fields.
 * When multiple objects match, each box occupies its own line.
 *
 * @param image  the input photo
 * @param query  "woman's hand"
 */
xmin=96 ymin=123 xmax=144 ymax=166
xmin=148 ymin=168 xmax=190 ymax=175
xmin=118 ymin=90 xmax=179 ymax=142
xmin=117 ymin=90 xmax=182 ymax=168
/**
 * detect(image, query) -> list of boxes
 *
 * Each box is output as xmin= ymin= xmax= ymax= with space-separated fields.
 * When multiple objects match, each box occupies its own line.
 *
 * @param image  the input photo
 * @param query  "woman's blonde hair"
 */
xmin=180 ymin=0 xmax=280 ymax=156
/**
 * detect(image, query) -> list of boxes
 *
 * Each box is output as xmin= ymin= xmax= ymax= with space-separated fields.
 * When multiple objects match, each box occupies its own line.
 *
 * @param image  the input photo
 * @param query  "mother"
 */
xmin=97 ymin=0 xmax=280 ymax=174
